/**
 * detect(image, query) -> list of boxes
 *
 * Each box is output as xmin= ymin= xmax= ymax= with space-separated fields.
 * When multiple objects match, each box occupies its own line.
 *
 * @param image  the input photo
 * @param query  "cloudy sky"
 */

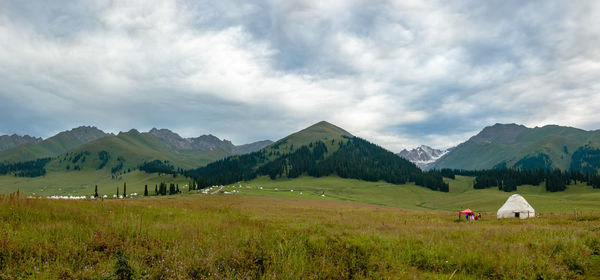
xmin=1 ymin=1 xmax=600 ymax=151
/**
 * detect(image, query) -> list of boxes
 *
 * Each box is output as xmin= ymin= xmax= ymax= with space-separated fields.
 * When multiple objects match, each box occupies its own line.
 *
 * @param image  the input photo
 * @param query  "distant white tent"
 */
xmin=497 ymin=194 xmax=535 ymax=219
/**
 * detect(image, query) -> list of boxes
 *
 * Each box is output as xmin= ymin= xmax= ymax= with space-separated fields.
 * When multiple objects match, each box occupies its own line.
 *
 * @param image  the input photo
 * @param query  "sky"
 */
xmin=1 ymin=1 xmax=600 ymax=151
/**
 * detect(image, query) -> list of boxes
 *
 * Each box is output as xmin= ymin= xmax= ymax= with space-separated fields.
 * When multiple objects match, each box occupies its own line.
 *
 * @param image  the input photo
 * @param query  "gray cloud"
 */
xmin=1 ymin=0 xmax=600 ymax=151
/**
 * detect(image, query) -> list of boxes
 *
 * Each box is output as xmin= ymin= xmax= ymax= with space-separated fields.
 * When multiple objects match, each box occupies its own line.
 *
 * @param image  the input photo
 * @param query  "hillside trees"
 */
xmin=446 ymin=167 xmax=594 ymax=192
xmin=139 ymin=160 xmax=176 ymax=174
xmin=97 ymin=151 xmax=110 ymax=169
xmin=569 ymin=146 xmax=600 ymax=174
xmin=0 ymin=158 xmax=51 ymax=177
xmin=186 ymin=137 xmax=449 ymax=192
xmin=545 ymin=169 xmax=568 ymax=192
xmin=185 ymin=150 xmax=268 ymax=186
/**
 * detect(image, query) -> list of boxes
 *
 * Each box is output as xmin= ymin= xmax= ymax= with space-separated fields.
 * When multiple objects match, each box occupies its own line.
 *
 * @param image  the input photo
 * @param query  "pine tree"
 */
xmin=159 ymin=182 xmax=167 ymax=195
xmin=123 ymin=182 xmax=127 ymax=197
xmin=155 ymin=184 xmax=158 ymax=195
xmin=176 ymin=184 xmax=180 ymax=193
xmin=144 ymin=185 xmax=148 ymax=196
xmin=94 ymin=185 xmax=99 ymax=198
xmin=117 ymin=187 xmax=119 ymax=197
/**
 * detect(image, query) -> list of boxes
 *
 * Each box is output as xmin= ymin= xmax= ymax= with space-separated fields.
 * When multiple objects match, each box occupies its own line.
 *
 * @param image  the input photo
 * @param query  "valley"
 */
xmin=1 ymin=121 xmax=600 ymax=280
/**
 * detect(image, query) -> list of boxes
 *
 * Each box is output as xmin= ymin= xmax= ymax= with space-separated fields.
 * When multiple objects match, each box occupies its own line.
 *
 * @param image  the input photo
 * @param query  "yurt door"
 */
xmin=514 ymin=212 xmax=520 ymax=218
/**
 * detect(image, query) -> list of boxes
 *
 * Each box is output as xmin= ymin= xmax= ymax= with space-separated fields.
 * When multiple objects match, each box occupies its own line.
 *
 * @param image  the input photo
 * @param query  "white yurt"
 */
xmin=497 ymin=194 xmax=535 ymax=219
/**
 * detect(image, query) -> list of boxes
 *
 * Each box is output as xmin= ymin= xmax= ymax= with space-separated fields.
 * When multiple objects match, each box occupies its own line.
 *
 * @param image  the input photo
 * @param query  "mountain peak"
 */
xmin=148 ymin=128 xmax=182 ymax=139
xmin=57 ymin=126 xmax=110 ymax=142
xmin=0 ymin=134 xmax=43 ymax=151
xmin=471 ymin=123 xmax=528 ymax=144
xmin=264 ymin=121 xmax=353 ymax=153
xmin=301 ymin=121 xmax=353 ymax=137
xmin=0 ymin=126 xmax=110 ymax=162
xmin=271 ymin=121 xmax=353 ymax=150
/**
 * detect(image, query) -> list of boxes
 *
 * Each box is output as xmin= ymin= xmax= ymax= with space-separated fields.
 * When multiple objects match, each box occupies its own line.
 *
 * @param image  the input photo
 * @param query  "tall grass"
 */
xmin=1 ymin=193 xmax=599 ymax=279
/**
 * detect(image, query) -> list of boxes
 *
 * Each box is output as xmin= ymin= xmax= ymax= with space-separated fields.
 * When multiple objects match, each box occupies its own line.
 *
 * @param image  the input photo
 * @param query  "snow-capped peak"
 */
xmin=397 ymin=145 xmax=449 ymax=169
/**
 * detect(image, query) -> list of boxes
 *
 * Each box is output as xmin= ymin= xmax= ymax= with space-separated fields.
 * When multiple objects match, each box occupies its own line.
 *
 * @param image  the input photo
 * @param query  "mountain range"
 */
xmin=397 ymin=145 xmax=449 ymax=170
xmin=0 ymin=127 xmax=273 ymax=173
xmin=0 ymin=126 xmax=110 ymax=162
xmin=3 ymin=122 xmax=600 ymax=182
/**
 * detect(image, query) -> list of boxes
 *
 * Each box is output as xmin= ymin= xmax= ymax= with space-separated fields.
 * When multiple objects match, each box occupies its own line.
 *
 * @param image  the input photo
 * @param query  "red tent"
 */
xmin=459 ymin=208 xmax=475 ymax=220
xmin=459 ymin=208 xmax=474 ymax=214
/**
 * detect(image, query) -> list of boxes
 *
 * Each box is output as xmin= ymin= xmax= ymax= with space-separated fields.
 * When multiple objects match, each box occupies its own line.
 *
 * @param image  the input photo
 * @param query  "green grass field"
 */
xmin=2 ymin=173 xmax=600 ymax=214
xmin=0 ymin=171 xmax=189 ymax=197
xmin=1 ymin=193 xmax=599 ymax=279
xmin=228 ymin=175 xmax=600 ymax=213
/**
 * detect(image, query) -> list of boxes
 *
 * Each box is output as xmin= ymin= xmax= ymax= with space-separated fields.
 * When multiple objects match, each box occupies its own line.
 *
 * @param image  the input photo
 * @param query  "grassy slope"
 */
xmin=264 ymin=121 xmax=352 ymax=157
xmin=275 ymin=121 xmax=353 ymax=146
xmin=435 ymin=125 xmax=600 ymax=170
xmin=229 ymin=175 xmax=600 ymax=213
xmin=1 ymin=194 xmax=598 ymax=279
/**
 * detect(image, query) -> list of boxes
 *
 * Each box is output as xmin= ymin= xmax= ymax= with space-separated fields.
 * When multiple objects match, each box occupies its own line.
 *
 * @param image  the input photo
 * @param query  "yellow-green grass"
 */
xmin=0 ymin=171 xmax=189 ymax=197
xmin=1 ymin=194 xmax=599 ymax=279
xmin=227 ymin=175 xmax=600 ymax=213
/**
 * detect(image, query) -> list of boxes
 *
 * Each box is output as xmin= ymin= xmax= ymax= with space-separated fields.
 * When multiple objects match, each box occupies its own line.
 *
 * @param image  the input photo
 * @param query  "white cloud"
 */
xmin=1 ymin=0 xmax=600 ymax=153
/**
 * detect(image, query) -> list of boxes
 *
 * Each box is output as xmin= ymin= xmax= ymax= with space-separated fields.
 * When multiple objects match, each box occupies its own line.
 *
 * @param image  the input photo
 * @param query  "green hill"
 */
xmin=0 ymin=126 xmax=109 ymax=163
xmin=0 ymin=127 xmax=272 ymax=194
xmin=186 ymin=121 xmax=449 ymax=192
xmin=46 ymin=128 xmax=272 ymax=175
xmin=46 ymin=129 xmax=223 ymax=173
xmin=434 ymin=123 xmax=600 ymax=171
xmin=263 ymin=121 xmax=353 ymax=156
xmin=274 ymin=120 xmax=353 ymax=145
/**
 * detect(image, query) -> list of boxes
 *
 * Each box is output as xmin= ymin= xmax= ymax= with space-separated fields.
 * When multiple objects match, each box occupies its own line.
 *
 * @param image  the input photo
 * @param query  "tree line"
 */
xmin=438 ymin=167 xmax=600 ymax=192
xmin=139 ymin=160 xmax=176 ymax=174
xmin=93 ymin=181 xmax=183 ymax=198
xmin=569 ymin=145 xmax=600 ymax=174
xmin=0 ymin=158 xmax=51 ymax=177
